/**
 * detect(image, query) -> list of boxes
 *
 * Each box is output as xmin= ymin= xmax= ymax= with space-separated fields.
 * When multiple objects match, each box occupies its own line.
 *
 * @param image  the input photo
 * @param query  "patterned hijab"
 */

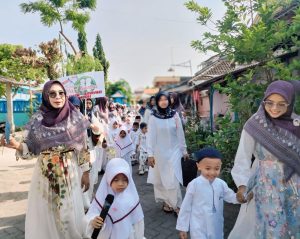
xmin=152 ymin=91 xmax=176 ymax=119
xmin=25 ymin=80 xmax=90 ymax=154
xmin=244 ymin=80 xmax=300 ymax=180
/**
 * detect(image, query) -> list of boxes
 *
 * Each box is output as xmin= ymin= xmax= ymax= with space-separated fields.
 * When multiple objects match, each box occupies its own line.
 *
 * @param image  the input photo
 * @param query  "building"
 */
xmin=153 ymin=76 xmax=181 ymax=89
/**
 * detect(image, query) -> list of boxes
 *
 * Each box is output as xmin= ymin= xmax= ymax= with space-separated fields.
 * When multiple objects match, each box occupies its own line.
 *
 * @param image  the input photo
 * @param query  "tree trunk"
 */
xmin=6 ymin=83 xmax=15 ymax=133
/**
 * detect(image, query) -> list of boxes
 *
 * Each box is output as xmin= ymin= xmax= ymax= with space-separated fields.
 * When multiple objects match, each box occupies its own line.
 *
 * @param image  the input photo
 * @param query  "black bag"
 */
xmin=181 ymin=157 xmax=198 ymax=187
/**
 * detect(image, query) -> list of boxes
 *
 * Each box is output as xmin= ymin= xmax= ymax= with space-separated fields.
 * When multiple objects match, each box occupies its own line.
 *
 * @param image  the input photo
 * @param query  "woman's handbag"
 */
xmin=181 ymin=157 xmax=198 ymax=187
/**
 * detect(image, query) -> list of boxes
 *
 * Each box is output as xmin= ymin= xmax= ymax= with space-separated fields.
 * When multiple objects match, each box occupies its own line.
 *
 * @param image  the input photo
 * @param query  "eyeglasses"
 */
xmin=48 ymin=90 xmax=65 ymax=98
xmin=263 ymin=100 xmax=289 ymax=110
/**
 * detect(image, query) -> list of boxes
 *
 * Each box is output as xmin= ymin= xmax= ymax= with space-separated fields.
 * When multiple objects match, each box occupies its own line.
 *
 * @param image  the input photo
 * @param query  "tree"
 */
xmin=0 ymin=44 xmax=46 ymax=83
xmin=78 ymin=31 xmax=88 ymax=54
xmin=0 ymin=43 xmax=47 ymax=98
xmin=20 ymin=0 xmax=97 ymax=55
xmin=66 ymin=54 xmax=102 ymax=75
xmin=106 ymin=79 xmax=133 ymax=103
xmin=93 ymin=34 xmax=110 ymax=85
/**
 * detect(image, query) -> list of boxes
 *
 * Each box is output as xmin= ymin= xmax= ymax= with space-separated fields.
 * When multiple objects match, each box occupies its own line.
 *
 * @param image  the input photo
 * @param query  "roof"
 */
xmin=153 ymin=76 xmax=181 ymax=83
xmin=165 ymin=84 xmax=193 ymax=93
xmin=111 ymin=91 xmax=125 ymax=98
xmin=189 ymin=59 xmax=235 ymax=87
xmin=193 ymin=61 xmax=261 ymax=89
xmin=143 ymin=88 xmax=159 ymax=95
xmin=0 ymin=76 xmax=32 ymax=86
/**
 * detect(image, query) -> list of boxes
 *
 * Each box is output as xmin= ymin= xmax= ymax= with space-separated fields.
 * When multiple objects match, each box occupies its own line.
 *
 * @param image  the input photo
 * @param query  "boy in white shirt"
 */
xmin=176 ymin=147 xmax=239 ymax=239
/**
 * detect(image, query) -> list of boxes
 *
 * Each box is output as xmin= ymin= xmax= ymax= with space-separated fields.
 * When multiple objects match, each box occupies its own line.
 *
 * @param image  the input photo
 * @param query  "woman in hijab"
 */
xmin=84 ymin=158 xmax=145 ymax=239
xmin=228 ymin=80 xmax=300 ymax=239
xmin=147 ymin=91 xmax=188 ymax=216
xmin=169 ymin=92 xmax=187 ymax=125
xmin=94 ymin=97 xmax=109 ymax=124
xmin=143 ymin=96 xmax=155 ymax=124
xmin=2 ymin=81 xmax=91 ymax=239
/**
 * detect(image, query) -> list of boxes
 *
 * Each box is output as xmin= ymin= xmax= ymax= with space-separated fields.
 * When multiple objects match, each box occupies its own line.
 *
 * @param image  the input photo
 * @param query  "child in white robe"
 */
xmin=84 ymin=158 xmax=145 ymax=239
xmin=176 ymin=147 xmax=239 ymax=239
xmin=114 ymin=127 xmax=135 ymax=171
xmin=137 ymin=122 xmax=148 ymax=175
xmin=106 ymin=118 xmax=120 ymax=160
xmin=130 ymin=122 xmax=140 ymax=166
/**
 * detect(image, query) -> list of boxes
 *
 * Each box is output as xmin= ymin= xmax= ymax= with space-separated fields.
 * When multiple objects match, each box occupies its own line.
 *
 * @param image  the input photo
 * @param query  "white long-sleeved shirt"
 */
xmin=176 ymin=175 xmax=238 ymax=239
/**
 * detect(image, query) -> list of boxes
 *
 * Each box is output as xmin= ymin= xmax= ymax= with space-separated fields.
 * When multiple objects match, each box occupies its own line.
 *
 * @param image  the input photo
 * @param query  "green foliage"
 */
xmin=65 ymin=9 xmax=90 ymax=32
xmin=0 ymin=44 xmax=47 ymax=82
xmin=77 ymin=31 xmax=88 ymax=53
xmin=106 ymin=79 xmax=133 ymax=103
xmin=185 ymin=115 xmax=211 ymax=153
xmin=20 ymin=0 xmax=97 ymax=55
xmin=20 ymin=1 xmax=61 ymax=26
xmin=205 ymin=115 xmax=243 ymax=189
xmin=66 ymin=54 xmax=103 ymax=75
xmin=93 ymin=34 xmax=110 ymax=85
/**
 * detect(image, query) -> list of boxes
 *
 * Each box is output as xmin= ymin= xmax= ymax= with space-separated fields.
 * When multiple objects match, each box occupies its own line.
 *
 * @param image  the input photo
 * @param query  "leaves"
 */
xmin=20 ymin=0 xmax=97 ymax=54
xmin=65 ymin=9 xmax=90 ymax=32
xmin=66 ymin=54 xmax=102 ymax=75
xmin=106 ymin=79 xmax=133 ymax=103
xmin=20 ymin=1 xmax=61 ymax=26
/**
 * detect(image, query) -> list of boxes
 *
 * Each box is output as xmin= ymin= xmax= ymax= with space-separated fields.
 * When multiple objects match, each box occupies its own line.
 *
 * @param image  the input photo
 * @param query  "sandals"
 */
xmin=162 ymin=203 xmax=173 ymax=213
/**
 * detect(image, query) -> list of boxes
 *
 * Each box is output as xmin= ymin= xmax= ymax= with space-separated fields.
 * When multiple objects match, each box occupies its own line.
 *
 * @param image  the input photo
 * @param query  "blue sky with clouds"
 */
xmin=0 ymin=0 xmax=225 ymax=90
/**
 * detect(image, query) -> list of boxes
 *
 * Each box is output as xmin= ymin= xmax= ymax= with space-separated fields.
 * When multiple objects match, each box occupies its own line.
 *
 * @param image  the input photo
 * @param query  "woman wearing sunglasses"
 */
xmin=2 ymin=80 xmax=91 ymax=239
xmin=229 ymin=80 xmax=300 ymax=239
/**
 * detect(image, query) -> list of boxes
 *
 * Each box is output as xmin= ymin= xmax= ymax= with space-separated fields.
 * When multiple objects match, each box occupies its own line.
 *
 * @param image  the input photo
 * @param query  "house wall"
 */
xmin=213 ymin=91 xmax=230 ymax=116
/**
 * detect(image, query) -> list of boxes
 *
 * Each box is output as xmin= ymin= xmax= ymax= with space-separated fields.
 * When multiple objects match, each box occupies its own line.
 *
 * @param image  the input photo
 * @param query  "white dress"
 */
xmin=176 ymin=175 xmax=238 ymax=239
xmin=146 ymin=113 xmax=187 ymax=209
xmin=84 ymin=158 xmax=145 ymax=239
xmin=18 ymin=140 xmax=89 ymax=239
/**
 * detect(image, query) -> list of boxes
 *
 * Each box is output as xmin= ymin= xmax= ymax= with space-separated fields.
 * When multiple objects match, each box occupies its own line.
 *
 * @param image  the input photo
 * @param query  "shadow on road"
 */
xmin=0 ymin=191 xmax=28 ymax=203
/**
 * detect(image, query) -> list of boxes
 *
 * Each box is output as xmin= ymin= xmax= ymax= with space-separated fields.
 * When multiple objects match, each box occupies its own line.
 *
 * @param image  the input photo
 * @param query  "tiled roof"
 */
xmin=189 ymin=60 xmax=234 ymax=85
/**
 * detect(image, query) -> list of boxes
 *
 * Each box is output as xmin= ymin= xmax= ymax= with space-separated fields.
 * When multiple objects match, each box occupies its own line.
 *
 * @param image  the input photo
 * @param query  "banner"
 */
xmin=58 ymin=71 xmax=105 ymax=99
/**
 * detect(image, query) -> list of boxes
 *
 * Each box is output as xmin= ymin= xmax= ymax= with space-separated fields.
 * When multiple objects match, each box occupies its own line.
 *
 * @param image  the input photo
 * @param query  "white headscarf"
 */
xmin=92 ymin=158 xmax=144 ymax=239
xmin=114 ymin=126 xmax=135 ymax=157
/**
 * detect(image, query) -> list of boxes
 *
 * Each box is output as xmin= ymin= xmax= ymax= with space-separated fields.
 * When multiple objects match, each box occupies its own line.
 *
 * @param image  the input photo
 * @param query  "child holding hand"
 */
xmin=176 ymin=147 xmax=239 ymax=239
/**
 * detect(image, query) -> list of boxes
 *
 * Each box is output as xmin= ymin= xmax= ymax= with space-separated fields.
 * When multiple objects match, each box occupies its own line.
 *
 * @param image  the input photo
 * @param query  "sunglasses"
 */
xmin=48 ymin=90 xmax=65 ymax=98
xmin=263 ymin=100 xmax=289 ymax=110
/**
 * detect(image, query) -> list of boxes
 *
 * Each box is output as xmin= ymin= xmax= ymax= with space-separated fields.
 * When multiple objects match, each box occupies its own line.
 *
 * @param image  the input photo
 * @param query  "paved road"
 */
xmin=0 ymin=147 xmax=239 ymax=239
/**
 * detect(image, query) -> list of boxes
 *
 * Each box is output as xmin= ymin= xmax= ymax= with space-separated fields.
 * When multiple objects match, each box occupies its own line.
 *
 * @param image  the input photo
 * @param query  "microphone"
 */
xmin=91 ymin=194 xmax=114 ymax=239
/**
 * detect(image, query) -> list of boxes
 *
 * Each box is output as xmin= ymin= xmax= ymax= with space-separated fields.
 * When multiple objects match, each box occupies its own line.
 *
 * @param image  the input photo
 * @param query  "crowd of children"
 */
xmin=2 ymin=80 xmax=299 ymax=239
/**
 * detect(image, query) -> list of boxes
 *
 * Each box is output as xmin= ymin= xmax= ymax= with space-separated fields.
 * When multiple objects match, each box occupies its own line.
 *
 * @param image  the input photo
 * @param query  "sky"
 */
xmin=0 ymin=0 xmax=226 ymax=91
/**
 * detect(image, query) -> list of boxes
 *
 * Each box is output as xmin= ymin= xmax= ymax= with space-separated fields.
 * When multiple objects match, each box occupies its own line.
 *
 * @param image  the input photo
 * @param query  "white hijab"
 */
xmin=92 ymin=158 xmax=144 ymax=239
xmin=114 ymin=126 xmax=135 ymax=157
